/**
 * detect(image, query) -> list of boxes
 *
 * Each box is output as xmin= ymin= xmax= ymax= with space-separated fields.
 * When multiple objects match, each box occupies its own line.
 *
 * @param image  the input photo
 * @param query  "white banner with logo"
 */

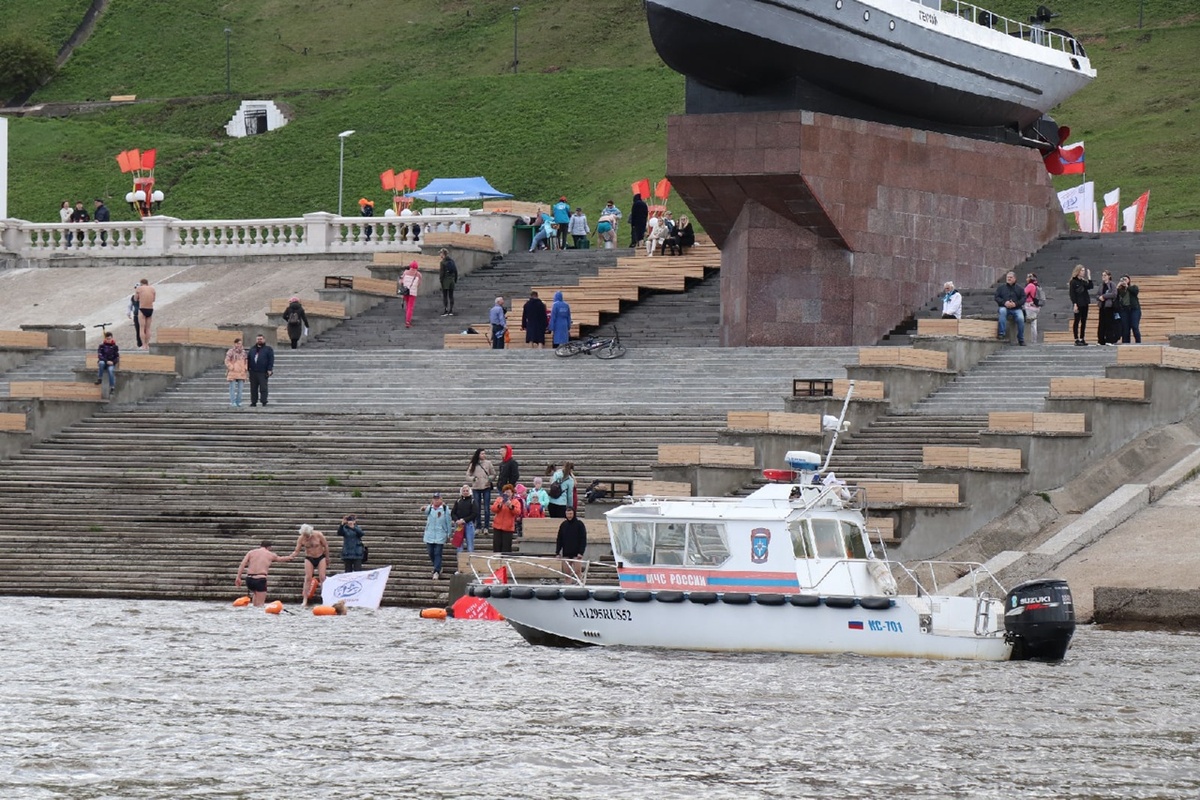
xmin=321 ymin=565 xmax=392 ymax=609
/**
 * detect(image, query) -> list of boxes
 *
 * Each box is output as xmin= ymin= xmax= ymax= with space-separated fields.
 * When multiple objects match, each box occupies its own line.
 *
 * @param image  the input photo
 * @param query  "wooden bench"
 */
xmin=916 ymin=319 xmax=997 ymax=339
xmin=851 ymin=481 xmax=960 ymax=506
xmin=109 ymin=94 xmax=137 ymax=102
xmin=726 ymin=411 xmax=821 ymax=435
xmin=421 ymin=232 xmax=498 ymax=253
xmin=793 ymin=378 xmax=835 ymax=397
xmin=85 ymin=354 xmax=176 ymax=373
xmin=923 ymin=446 xmax=1023 ymax=470
xmin=372 ymin=253 xmax=441 ymax=269
xmin=324 ymin=276 xmax=397 ymax=297
xmin=519 ymin=518 xmax=561 ymax=542
xmin=0 ymin=331 xmax=50 ymax=349
xmin=656 ymin=444 xmax=756 ymax=467
xmin=482 ymin=200 xmax=547 ymax=218
xmin=583 ymin=477 xmax=634 ymax=501
xmin=9 ymin=381 xmax=102 ymax=401
xmin=0 ymin=412 xmax=27 ymax=431
xmin=1049 ymin=377 xmax=1145 ymax=400
xmin=987 ymin=412 xmax=1087 ymax=434
xmin=858 ymin=347 xmax=949 ymax=370
xmin=632 ymin=479 xmax=692 ymax=497
xmin=443 ymin=333 xmax=492 ymax=350
xmin=267 ymin=299 xmax=346 ymax=319
xmin=1117 ymin=345 xmax=1200 ymax=370
xmin=156 ymin=328 xmax=243 ymax=348
xmin=795 ymin=379 xmax=885 ymax=400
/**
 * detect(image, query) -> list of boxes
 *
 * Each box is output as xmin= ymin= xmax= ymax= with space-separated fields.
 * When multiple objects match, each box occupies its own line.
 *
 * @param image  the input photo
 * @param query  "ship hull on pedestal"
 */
xmin=646 ymin=0 xmax=1094 ymax=139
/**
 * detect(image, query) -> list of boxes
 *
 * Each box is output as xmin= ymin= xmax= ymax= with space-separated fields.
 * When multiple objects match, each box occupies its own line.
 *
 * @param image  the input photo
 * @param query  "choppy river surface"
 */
xmin=2 ymin=597 xmax=1198 ymax=799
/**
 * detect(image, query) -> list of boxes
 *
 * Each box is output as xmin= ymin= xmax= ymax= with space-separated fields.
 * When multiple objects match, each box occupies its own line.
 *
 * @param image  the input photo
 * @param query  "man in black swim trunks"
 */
xmin=289 ymin=524 xmax=330 ymax=606
xmin=235 ymin=540 xmax=296 ymax=607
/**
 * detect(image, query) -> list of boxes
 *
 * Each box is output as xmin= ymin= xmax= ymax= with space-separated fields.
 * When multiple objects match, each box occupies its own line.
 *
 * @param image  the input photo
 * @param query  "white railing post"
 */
xmin=304 ymin=212 xmax=336 ymax=253
xmin=142 ymin=215 xmax=177 ymax=257
xmin=2 ymin=219 xmax=28 ymax=257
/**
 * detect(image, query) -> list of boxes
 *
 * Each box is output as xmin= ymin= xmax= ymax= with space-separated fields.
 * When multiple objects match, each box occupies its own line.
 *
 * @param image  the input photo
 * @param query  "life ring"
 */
xmin=419 ymin=607 xmax=447 ymax=620
xmin=232 ymin=596 xmax=251 ymax=607
xmin=313 ymin=605 xmax=337 ymax=616
xmin=264 ymin=600 xmax=284 ymax=614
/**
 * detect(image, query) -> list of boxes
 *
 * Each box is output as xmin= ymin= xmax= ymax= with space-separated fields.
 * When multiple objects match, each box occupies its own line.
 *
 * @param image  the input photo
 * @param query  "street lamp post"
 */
xmin=337 ymin=130 xmax=355 ymax=217
xmin=224 ymin=28 xmax=232 ymax=95
xmin=512 ymin=7 xmax=520 ymax=74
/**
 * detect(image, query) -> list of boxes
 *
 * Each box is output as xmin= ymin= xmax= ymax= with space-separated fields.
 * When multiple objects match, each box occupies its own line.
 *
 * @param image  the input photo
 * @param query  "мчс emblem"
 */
xmin=750 ymin=527 xmax=771 ymax=563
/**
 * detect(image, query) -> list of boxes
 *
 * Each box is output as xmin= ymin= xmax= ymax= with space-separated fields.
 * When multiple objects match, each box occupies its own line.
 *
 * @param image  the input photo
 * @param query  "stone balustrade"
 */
xmin=0 ymin=209 xmax=522 ymax=259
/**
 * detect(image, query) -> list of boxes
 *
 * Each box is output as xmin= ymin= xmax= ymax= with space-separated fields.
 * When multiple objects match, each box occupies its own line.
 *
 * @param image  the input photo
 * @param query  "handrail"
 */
xmin=938 ymin=0 xmax=1086 ymax=57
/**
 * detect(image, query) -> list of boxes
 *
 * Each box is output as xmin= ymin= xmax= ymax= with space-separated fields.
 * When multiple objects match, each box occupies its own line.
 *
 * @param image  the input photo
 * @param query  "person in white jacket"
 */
xmin=941 ymin=282 xmax=962 ymax=319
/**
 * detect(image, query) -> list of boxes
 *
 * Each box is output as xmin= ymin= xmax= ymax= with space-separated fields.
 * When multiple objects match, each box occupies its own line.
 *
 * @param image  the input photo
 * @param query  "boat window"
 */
xmin=686 ymin=522 xmax=730 ymax=566
xmin=810 ymin=519 xmax=846 ymax=559
xmin=788 ymin=519 xmax=813 ymax=558
xmin=612 ymin=521 xmax=653 ymax=565
xmin=653 ymin=522 xmax=687 ymax=565
xmin=842 ymin=521 xmax=868 ymax=559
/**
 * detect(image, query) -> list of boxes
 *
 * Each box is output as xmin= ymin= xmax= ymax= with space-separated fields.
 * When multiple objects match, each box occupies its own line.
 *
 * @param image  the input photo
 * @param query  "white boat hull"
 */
xmin=483 ymin=588 xmax=1013 ymax=662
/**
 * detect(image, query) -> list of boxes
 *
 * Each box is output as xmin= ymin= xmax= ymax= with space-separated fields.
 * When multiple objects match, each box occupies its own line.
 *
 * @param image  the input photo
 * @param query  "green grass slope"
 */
xmin=3 ymin=0 xmax=1197 ymax=229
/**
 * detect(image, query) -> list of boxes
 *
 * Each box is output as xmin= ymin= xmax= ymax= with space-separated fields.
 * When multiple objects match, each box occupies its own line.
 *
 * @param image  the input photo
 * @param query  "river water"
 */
xmin=2 ymin=597 xmax=1197 ymax=799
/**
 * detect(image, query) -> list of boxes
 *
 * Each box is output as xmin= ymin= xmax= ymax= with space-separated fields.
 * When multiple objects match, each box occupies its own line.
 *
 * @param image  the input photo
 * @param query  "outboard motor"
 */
xmin=1004 ymin=579 xmax=1075 ymax=661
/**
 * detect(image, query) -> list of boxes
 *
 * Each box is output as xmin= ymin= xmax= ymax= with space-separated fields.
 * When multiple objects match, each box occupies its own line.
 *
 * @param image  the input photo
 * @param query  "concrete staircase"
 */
xmin=910 ymin=344 xmax=1118 ymax=413
xmin=826 ymin=414 xmax=988 ymax=481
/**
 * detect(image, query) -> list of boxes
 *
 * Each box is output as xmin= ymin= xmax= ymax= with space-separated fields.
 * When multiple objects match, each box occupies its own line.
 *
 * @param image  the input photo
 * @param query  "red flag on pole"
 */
xmin=654 ymin=178 xmax=672 ymax=200
xmin=407 ymin=170 xmax=420 ymax=191
xmin=140 ymin=149 xmax=156 ymax=171
xmin=1134 ymin=191 xmax=1150 ymax=232
xmin=128 ymin=149 xmax=141 ymax=174
xmin=116 ymin=151 xmax=131 ymax=173
xmin=380 ymin=170 xmax=395 ymax=191
xmin=632 ymin=178 xmax=650 ymax=199
xmin=1100 ymin=204 xmax=1118 ymax=233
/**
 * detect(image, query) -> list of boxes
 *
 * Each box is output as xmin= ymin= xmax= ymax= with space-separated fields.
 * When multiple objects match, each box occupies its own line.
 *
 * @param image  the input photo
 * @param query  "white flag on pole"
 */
xmin=1057 ymin=181 xmax=1094 ymax=216
xmin=1103 ymin=188 xmax=1120 ymax=208
xmin=1122 ymin=204 xmax=1138 ymax=232
xmin=321 ymin=565 xmax=392 ymax=609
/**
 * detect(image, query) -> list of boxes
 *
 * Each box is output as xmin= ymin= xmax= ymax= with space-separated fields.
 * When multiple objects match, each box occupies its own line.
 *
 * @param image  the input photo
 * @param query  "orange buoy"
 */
xmin=312 ymin=605 xmax=337 ymax=616
xmin=264 ymin=600 xmax=284 ymax=615
xmin=419 ymin=607 xmax=448 ymax=620
xmin=232 ymin=596 xmax=252 ymax=607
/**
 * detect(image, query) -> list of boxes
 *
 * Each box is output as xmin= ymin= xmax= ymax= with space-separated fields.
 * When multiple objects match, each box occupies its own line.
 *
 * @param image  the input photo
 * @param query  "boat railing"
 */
xmin=885 ymin=558 xmax=1007 ymax=600
xmin=940 ymin=0 xmax=1086 ymax=57
xmin=467 ymin=553 xmax=589 ymax=586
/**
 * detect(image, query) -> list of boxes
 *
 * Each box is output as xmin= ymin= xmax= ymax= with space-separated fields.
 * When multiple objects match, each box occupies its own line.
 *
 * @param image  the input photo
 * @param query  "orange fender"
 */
xmin=232 ymin=596 xmax=252 ymax=607
xmin=264 ymin=600 xmax=284 ymax=615
xmin=419 ymin=607 xmax=447 ymax=620
xmin=312 ymin=605 xmax=337 ymax=616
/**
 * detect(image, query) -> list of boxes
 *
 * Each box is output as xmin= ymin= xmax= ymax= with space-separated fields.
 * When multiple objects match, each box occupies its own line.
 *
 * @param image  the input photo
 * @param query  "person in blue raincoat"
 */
xmin=549 ymin=291 xmax=572 ymax=348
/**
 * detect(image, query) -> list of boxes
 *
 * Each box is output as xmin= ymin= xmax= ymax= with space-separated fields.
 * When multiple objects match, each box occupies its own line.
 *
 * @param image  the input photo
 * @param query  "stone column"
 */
xmin=303 ymin=211 xmax=337 ymax=253
xmin=668 ymin=110 xmax=1066 ymax=346
xmin=140 ymin=215 xmax=178 ymax=257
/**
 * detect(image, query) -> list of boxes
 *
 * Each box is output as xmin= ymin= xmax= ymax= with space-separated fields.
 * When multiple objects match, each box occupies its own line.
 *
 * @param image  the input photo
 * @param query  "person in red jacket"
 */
xmin=490 ymin=484 xmax=521 ymax=553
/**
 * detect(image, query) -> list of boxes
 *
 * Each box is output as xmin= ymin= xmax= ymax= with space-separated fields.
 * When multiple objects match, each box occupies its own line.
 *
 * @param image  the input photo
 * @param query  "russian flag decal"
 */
xmin=848 ymin=620 xmax=864 ymax=630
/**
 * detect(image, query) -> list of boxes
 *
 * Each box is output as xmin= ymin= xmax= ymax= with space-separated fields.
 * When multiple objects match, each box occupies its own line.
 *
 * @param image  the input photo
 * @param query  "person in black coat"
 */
xmin=1068 ymin=264 xmax=1094 ymax=346
xmin=556 ymin=507 xmax=588 ymax=580
xmin=92 ymin=198 xmax=110 ymax=247
xmin=497 ymin=444 xmax=519 ymax=489
xmin=521 ymin=291 xmax=548 ymax=349
xmin=283 ymin=297 xmax=309 ymax=350
xmin=247 ymin=334 xmax=275 ymax=406
xmin=451 ymin=485 xmax=479 ymax=552
xmin=629 ymin=193 xmax=649 ymax=248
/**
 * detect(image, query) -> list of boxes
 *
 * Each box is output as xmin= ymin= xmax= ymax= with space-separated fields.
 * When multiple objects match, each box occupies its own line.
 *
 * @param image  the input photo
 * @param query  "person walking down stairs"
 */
xmin=438 ymin=249 xmax=457 ymax=316
xmin=283 ymin=297 xmax=309 ymax=349
xmin=400 ymin=262 xmax=421 ymax=328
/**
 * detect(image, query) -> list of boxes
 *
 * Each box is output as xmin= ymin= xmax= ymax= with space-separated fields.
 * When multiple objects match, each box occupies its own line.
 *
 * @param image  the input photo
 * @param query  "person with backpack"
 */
xmin=283 ymin=296 xmax=309 ymax=349
xmin=546 ymin=462 xmax=576 ymax=518
xmin=399 ymin=262 xmax=421 ymax=328
xmin=1023 ymin=273 xmax=1044 ymax=344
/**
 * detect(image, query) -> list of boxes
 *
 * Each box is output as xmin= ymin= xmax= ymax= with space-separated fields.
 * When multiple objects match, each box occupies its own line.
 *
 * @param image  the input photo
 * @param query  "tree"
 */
xmin=0 ymin=35 xmax=57 ymax=99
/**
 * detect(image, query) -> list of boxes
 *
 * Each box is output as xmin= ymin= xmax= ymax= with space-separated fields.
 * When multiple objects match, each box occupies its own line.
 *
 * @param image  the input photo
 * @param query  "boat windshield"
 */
xmin=790 ymin=518 xmax=869 ymax=560
xmin=611 ymin=520 xmax=731 ymax=567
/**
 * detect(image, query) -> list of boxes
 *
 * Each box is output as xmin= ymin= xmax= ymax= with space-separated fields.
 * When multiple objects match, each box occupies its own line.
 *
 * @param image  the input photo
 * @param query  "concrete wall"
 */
xmin=844 ymin=365 xmax=955 ymax=412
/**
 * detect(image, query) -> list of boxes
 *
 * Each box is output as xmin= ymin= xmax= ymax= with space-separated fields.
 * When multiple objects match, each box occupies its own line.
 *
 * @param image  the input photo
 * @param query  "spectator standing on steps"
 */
xmin=1068 ymin=265 xmax=1094 ymax=346
xmin=498 ymin=444 xmax=520 ymax=490
xmin=467 ymin=448 xmax=496 ymax=532
xmin=336 ymin=514 xmax=366 ymax=573
xmin=134 ymin=278 xmax=156 ymax=351
xmin=546 ymin=462 xmax=576 ymax=518
xmin=994 ymin=271 xmax=1026 ymax=346
xmin=69 ymin=201 xmax=89 ymax=247
xmin=451 ymin=484 xmax=478 ymax=553
xmin=1120 ymin=274 xmax=1142 ymax=344
xmin=941 ymin=282 xmax=961 ymax=319
xmin=224 ymin=336 xmax=248 ymax=408
xmin=400 ymin=262 xmax=421 ymax=328
xmin=567 ymin=208 xmax=590 ymax=249
xmin=549 ymin=291 xmax=572 ymax=348
xmin=1023 ymin=273 xmax=1043 ymax=344
xmin=59 ymin=201 xmax=72 ymax=246
xmin=283 ymin=296 xmax=309 ymax=350
xmin=422 ymin=492 xmax=452 ymax=580
xmin=1096 ymin=270 xmax=1118 ymax=346
xmin=438 ymin=248 xmax=458 ymax=316
xmin=629 ymin=193 xmax=648 ymax=248
xmin=247 ymin=334 xmax=274 ymax=407
xmin=490 ymin=484 xmax=521 ymax=553
xmin=94 ymin=331 xmax=119 ymax=396
xmin=552 ymin=196 xmax=571 ymax=250
xmin=359 ymin=197 xmax=374 ymax=241
xmin=93 ymin=198 xmax=110 ymax=246
xmin=490 ymin=296 xmax=508 ymax=349
xmin=521 ymin=291 xmax=547 ymax=349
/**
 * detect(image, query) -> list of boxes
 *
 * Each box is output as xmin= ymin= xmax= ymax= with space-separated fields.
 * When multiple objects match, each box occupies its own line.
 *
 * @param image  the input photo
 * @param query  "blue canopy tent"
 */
xmin=404 ymin=177 xmax=512 ymax=203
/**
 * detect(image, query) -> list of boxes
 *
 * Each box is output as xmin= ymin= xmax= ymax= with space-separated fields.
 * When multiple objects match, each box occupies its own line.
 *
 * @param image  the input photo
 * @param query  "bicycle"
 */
xmin=554 ymin=327 xmax=627 ymax=359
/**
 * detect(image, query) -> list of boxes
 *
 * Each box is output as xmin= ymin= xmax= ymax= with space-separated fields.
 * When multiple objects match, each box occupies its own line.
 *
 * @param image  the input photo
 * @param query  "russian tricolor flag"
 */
xmin=848 ymin=620 xmax=864 ymax=630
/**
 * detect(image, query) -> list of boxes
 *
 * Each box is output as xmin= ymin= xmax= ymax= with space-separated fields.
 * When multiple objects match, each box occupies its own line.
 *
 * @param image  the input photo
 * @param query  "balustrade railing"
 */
xmin=0 ymin=210 xmax=478 ymax=260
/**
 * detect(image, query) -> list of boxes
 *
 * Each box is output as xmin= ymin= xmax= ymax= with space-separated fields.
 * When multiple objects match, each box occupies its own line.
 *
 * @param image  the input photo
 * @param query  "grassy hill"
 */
xmin=2 ymin=0 xmax=1197 ymax=229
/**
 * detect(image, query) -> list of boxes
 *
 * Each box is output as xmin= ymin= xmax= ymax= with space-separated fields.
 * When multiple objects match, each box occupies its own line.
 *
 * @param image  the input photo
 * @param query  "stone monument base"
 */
xmin=667 ymin=110 xmax=1066 ymax=346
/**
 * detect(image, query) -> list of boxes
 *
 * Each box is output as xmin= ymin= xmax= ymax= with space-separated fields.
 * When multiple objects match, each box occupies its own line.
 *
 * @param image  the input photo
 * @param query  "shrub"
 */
xmin=0 ymin=35 xmax=56 ymax=98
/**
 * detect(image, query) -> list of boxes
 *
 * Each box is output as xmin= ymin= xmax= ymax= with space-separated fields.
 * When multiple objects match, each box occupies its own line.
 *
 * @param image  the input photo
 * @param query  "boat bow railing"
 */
xmin=886 ymin=559 xmax=1007 ymax=600
xmin=467 ymin=554 xmax=590 ymax=586
xmin=940 ymin=0 xmax=1086 ymax=57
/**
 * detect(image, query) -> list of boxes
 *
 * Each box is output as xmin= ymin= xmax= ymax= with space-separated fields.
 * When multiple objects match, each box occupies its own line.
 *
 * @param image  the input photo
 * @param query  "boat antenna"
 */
xmin=821 ymin=380 xmax=854 ymax=472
